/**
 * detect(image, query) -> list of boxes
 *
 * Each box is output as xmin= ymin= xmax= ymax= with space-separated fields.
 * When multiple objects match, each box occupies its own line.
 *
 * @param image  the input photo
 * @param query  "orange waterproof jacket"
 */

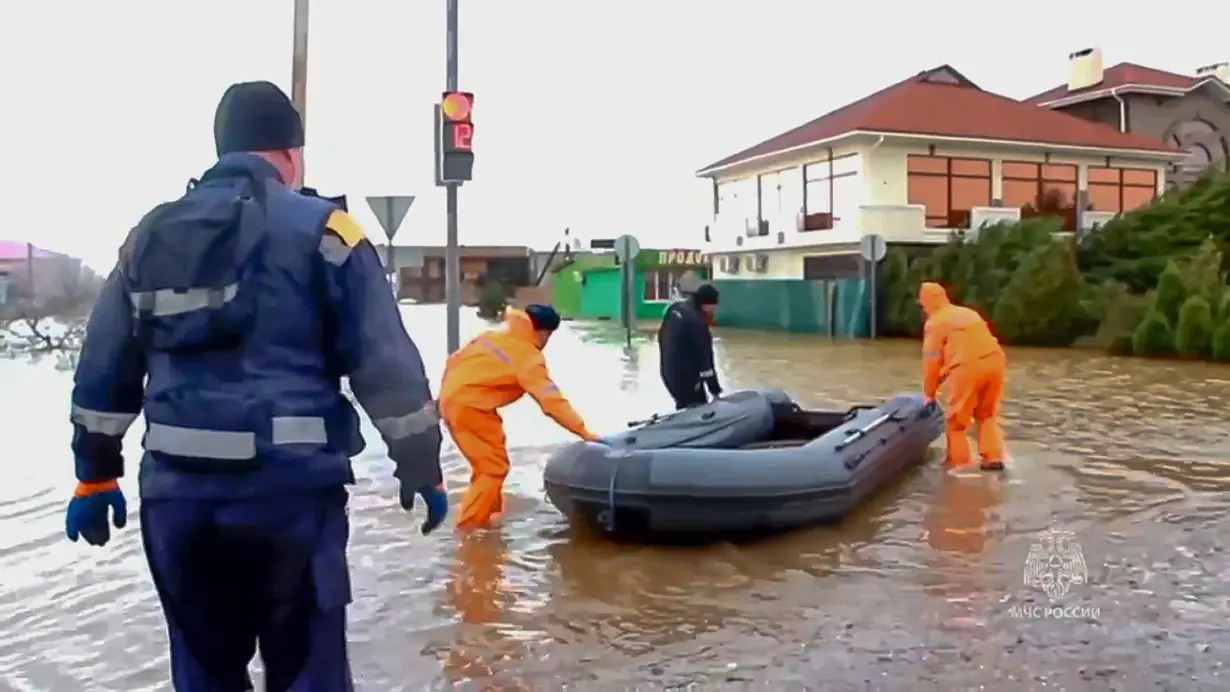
xmin=438 ymin=309 xmax=594 ymax=439
xmin=919 ymin=282 xmax=1003 ymax=399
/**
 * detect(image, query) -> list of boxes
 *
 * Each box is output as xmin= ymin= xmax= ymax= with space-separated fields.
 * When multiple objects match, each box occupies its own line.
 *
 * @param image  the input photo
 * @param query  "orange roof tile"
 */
xmin=1024 ymin=62 xmax=1211 ymax=105
xmin=699 ymin=66 xmax=1179 ymax=175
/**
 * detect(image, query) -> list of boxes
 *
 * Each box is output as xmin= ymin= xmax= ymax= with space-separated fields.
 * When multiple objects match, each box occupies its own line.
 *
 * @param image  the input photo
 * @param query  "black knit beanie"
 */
xmin=693 ymin=283 xmax=720 ymax=306
xmin=213 ymin=81 xmax=305 ymax=156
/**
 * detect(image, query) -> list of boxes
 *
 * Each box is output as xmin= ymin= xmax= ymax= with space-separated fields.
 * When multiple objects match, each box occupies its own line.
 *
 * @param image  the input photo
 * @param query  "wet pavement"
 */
xmin=3 ymin=305 xmax=1230 ymax=690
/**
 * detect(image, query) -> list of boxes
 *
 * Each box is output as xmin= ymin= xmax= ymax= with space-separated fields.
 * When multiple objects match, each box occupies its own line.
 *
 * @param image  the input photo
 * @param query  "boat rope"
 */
xmin=603 ymin=463 xmax=620 ymax=532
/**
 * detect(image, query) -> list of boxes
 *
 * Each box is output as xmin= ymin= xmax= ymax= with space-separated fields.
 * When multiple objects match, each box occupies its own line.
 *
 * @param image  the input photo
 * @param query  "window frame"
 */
xmin=642 ymin=269 xmax=682 ymax=303
xmin=1086 ymin=166 xmax=1158 ymax=213
xmin=905 ymin=155 xmax=992 ymax=228
xmin=1002 ymin=160 xmax=1078 ymax=231
xmin=800 ymin=153 xmax=860 ymax=232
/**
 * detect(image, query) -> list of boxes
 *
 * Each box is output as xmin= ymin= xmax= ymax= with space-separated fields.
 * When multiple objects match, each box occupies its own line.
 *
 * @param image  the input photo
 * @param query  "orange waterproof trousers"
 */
xmin=441 ymin=404 xmax=510 ymax=530
xmin=943 ymin=352 xmax=1007 ymax=466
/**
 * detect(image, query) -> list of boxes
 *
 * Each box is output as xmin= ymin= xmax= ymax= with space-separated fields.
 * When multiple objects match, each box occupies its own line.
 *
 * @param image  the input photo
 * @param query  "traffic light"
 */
xmin=435 ymin=91 xmax=474 ymax=185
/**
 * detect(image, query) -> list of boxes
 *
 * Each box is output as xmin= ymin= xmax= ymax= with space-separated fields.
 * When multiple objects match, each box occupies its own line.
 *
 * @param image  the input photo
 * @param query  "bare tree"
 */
xmin=1 ymin=262 xmax=106 ymax=356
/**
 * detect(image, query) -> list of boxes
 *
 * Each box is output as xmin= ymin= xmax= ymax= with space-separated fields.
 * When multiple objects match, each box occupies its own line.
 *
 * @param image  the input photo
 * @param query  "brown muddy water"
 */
xmin=3 ymin=305 xmax=1230 ymax=690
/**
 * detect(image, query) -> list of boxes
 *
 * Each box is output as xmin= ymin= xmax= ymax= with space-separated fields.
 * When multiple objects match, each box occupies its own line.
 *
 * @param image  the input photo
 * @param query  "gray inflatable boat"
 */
xmin=543 ymin=389 xmax=943 ymax=537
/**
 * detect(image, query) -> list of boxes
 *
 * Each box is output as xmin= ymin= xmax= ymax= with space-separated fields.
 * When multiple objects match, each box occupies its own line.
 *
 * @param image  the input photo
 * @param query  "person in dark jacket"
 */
xmin=658 ymin=283 xmax=722 ymax=409
xmin=63 ymin=80 xmax=446 ymax=691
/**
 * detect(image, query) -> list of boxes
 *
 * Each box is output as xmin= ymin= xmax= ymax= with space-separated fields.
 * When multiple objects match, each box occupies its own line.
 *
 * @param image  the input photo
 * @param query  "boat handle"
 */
xmin=834 ymin=410 xmax=901 ymax=451
xmin=842 ymin=404 xmax=879 ymax=422
xmin=918 ymin=400 xmax=941 ymax=419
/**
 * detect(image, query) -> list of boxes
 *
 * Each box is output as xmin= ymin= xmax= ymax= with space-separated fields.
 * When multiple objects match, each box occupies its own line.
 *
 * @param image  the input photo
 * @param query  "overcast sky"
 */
xmin=2 ymin=1 xmax=1224 ymax=269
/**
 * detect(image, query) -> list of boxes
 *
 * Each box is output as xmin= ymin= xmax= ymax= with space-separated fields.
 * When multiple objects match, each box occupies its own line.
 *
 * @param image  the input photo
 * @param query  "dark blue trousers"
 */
xmin=141 ymin=487 xmax=354 ymax=691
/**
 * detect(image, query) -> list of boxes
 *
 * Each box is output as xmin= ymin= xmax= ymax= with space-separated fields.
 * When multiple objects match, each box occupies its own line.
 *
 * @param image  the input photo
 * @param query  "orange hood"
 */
xmin=918 ymin=282 xmax=951 ymax=317
xmin=501 ymin=308 xmax=540 ymax=345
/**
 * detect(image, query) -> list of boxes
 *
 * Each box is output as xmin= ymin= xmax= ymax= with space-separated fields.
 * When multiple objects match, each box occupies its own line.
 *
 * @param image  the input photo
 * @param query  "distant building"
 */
xmin=370 ymin=244 xmax=534 ymax=304
xmin=695 ymin=64 xmax=1184 ymax=336
xmin=556 ymin=248 xmax=708 ymax=321
xmin=0 ymin=240 xmax=84 ymax=306
xmin=1025 ymin=50 xmax=1230 ymax=188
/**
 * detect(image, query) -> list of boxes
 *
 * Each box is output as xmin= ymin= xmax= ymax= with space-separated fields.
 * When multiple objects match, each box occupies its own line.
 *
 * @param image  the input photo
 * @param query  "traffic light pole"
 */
xmin=444 ymin=0 xmax=462 ymax=354
xmin=290 ymin=0 xmax=310 ymax=185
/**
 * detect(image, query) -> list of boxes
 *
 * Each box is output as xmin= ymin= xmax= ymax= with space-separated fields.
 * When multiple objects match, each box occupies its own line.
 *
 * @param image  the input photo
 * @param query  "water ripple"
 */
xmin=4 ymin=308 xmax=1230 ymax=688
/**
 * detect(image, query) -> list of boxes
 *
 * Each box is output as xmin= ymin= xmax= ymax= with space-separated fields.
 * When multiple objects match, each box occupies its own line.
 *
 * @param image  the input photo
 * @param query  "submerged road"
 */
xmin=3 ymin=305 xmax=1230 ymax=689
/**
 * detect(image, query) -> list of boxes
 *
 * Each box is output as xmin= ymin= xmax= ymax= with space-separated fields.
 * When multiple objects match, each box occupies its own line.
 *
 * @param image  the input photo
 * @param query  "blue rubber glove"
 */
xmin=66 ymin=480 xmax=127 ymax=547
xmin=399 ymin=483 xmax=449 ymax=535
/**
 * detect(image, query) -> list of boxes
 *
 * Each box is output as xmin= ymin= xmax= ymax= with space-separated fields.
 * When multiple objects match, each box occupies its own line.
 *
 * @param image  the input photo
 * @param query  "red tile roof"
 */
xmin=698 ymin=66 xmax=1180 ymax=176
xmin=1024 ymin=62 xmax=1215 ymax=105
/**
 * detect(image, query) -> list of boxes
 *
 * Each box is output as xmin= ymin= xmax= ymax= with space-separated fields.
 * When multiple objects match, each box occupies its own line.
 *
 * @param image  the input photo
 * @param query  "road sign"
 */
xmin=366 ymin=196 xmax=415 ymax=240
xmin=859 ymin=233 xmax=887 ymax=340
xmin=613 ymin=234 xmax=640 ymax=348
xmin=859 ymin=233 xmax=887 ymax=263
xmin=614 ymin=234 xmax=641 ymax=263
xmin=436 ymin=92 xmax=475 ymax=185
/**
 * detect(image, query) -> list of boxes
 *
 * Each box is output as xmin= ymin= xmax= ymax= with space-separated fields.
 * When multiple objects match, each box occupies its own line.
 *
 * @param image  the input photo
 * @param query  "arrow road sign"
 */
xmin=365 ymin=195 xmax=416 ymax=240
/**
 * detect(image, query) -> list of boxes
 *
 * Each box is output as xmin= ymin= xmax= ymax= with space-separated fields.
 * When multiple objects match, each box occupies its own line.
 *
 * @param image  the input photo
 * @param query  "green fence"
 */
xmin=712 ymin=278 xmax=870 ymax=337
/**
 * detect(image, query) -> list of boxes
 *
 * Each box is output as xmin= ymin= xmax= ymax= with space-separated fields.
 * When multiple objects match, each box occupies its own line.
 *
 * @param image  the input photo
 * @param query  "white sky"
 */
xmin=2 ymin=1 xmax=1224 ymax=270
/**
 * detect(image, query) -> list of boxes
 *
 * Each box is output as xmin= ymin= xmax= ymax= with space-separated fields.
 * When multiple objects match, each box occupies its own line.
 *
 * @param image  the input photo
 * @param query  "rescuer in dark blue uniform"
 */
xmin=64 ymin=81 xmax=448 ymax=691
xmin=658 ymin=283 xmax=722 ymax=409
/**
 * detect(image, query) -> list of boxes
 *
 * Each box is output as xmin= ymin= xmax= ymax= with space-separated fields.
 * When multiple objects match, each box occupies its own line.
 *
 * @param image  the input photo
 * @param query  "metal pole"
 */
xmin=291 ymin=0 xmax=310 ymax=185
xmin=869 ymin=259 xmax=878 ymax=339
xmin=827 ymin=281 xmax=837 ymax=340
xmin=25 ymin=242 xmax=34 ymax=298
xmin=622 ymin=265 xmax=633 ymax=348
xmin=382 ymin=198 xmax=396 ymax=272
xmin=444 ymin=0 xmax=462 ymax=354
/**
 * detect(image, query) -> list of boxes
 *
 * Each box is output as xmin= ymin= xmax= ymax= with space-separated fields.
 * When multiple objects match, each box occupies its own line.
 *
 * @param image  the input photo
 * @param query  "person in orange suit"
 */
xmin=918 ymin=282 xmax=1008 ymax=471
xmin=438 ymin=304 xmax=599 ymax=530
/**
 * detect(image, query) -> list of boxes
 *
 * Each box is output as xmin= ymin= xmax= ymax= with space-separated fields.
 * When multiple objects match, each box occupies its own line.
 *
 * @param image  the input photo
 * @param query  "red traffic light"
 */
xmin=441 ymin=92 xmax=472 ymax=122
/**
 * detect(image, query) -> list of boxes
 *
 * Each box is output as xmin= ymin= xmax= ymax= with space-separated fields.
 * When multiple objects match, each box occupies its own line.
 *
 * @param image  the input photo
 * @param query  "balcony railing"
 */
xmin=1080 ymin=210 xmax=1117 ymax=232
xmin=709 ymin=204 xmax=1045 ymax=251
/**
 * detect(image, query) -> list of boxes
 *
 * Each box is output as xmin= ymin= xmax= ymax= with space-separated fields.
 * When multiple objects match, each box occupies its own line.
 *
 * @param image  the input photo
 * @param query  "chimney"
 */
xmin=1196 ymin=62 xmax=1229 ymax=83
xmin=1067 ymin=48 xmax=1104 ymax=91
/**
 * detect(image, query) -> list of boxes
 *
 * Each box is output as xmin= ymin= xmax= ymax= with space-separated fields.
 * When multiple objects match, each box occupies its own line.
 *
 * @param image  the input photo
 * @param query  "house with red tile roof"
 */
xmin=694 ymin=65 xmax=1183 ymax=335
xmin=1024 ymin=49 xmax=1229 ymax=187
xmin=697 ymin=65 xmax=1183 ymax=280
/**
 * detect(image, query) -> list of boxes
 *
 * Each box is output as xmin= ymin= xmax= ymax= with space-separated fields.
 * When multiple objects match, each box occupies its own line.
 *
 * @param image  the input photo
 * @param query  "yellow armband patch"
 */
xmin=325 ymin=210 xmax=366 ymax=249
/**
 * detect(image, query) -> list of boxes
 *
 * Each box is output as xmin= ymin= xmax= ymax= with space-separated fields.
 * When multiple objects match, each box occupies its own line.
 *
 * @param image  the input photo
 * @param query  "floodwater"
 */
xmin=4 ymin=305 xmax=1230 ymax=690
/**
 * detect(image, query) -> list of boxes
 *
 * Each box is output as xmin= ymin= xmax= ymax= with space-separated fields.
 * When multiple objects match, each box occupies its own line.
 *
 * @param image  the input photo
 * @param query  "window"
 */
xmin=1087 ymin=167 xmax=1157 ymax=213
xmin=643 ymin=269 xmax=697 ymax=302
xmin=1002 ymin=161 xmax=1078 ymax=231
xmin=906 ymin=155 xmax=992 ymax=228
xmin=779 ymin=167 xmax=803 ymax=219
xmin=720 ymin=177 xmax=758 ymax=226
xmin=805 ymin=160 xmax=831 ymax=182
xmin=800 ymin=154 xmax=860 ymax=231
xmin=759 ymin=172 xmax=779 ymax=216
xmin=716 ymin=182 xmax=733 ymax=219
xmin=832 ymin=174 xmax=862 ymax=224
